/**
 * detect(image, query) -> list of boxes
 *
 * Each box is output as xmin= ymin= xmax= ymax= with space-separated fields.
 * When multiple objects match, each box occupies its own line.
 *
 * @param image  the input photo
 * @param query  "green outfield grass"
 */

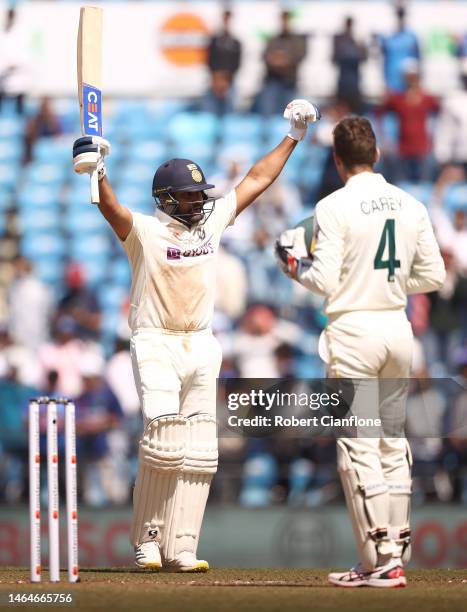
xmin=0 ymin=568 xmax=465 ymax=612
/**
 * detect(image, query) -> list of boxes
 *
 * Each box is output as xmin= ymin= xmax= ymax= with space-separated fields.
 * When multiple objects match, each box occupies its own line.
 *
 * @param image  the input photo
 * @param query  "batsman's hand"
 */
xmin=284 ymin=99 xmax=321 ymax=141
xmin=73 ymin=136 xmax=111 ymax=180
xmin=275 ymin=227 xmax=311 ymax=279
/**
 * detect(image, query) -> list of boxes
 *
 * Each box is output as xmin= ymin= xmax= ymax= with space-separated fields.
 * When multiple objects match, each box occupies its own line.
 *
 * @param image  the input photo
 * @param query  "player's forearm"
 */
xmin=247 ymin=137 xmax=297 ymax=189
xmin=406 ymin=264 xmax=446 ymax=295
xmin=97 ymin=176 xmax=133 ymax=240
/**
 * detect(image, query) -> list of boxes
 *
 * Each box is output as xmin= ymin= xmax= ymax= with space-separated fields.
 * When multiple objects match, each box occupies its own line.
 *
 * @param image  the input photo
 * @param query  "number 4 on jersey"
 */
xmin=374 ymin=219 xmax=401 ymax=282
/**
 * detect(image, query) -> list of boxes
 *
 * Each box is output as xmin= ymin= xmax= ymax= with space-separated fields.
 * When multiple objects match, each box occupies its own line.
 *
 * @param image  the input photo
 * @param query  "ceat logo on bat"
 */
xmin=83 ymin=83 xmax=102 ymax=136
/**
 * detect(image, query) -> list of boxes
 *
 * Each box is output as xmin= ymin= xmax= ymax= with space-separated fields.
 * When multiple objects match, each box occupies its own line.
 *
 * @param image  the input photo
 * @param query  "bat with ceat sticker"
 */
xmin=77 ymin=6 xmax=103 ymax=204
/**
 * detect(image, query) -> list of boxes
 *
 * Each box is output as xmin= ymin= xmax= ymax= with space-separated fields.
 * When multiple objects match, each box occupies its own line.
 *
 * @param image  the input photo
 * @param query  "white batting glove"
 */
xmin=275 ymin=227 xmax=310 ymax=279
xmin=72 ymin=136 xmax=111 ymax=180
xmin=284 ymin=99 xmax=321 ymax=141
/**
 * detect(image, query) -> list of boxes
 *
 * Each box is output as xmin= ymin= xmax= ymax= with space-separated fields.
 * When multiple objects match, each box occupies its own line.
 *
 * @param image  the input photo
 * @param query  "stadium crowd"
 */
xmin=0 ymin=2 xmax=466 ymax=509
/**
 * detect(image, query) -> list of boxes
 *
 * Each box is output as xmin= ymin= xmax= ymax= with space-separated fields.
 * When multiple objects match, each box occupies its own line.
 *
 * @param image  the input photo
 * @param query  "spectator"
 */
xmin=434 ymin=59 xmax=467 ymax=175
xmin=314 ymin=100 xmax=351 ymax=201
xmin=0 ymin=325 xmax=41 ymax=387
xmin=426 ymin=250 xmax=467 ymax=371
xmin=378 ymin=60 xmax=439 ymax=182
xmin=445 ymin=348 xmax=467 ymax=502
xmin=377 ymin=6 xmax=420 ymax=93
xmin=55 ymin=262 xmax=102 ymax=342
xmin=232 ymin=305 xmax=300 ymax=377
xmin=0 ymin=8 xmax=30 ymax=114
xmin=38 ymin=316 xmax=91 ymax=397
xmin=257 ymin=11 xmax=307 ymax=115
xmin=23 ymin=97 xmax=63 ymax=164
xmin=6 ymin=256 xmax=53 ymax=351
xmin=0 ymin=350 xmax=38 ymax=503
xmin=199 ymin=70 xmax=235 ymax=116
xmin=75 ymin=352 xmax=128 ymax=506
xmin=332 ymin=16 xmax=367 ymax=112
xmin=207 ymin=10 xmax=242 ymax=83
xmin=215 ymin=246 xmax=248 ymax=321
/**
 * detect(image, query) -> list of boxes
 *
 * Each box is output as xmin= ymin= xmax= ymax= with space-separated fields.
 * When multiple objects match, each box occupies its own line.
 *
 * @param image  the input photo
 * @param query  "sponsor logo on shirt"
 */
xmin=167 ymin=247 xmax=182 ymax=260
xmin=166 ymin=241 xmax=214 ymax=260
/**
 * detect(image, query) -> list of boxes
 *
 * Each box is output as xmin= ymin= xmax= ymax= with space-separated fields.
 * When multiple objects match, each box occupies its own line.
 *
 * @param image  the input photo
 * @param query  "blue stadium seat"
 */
xmin=20 ymin=233 xmax=67 ymax=259
xmin=171 ymin=142 xmax=214 ymax=168
xmin=78 ymin=258 xmax=108 ymax=286
xmin=23 ymin=162 xmax=68 ymax=187
xmin=98 ymin=284 xmax=127 ymax=312
xmin=126 ymin=141 xmax=167 ymax=165
xmin=0 ymin=162 xmax=19 ymax=191
xmin=0 ymin=187 xmax=13 ymax=210
xmin=17 ymin=185 xmax=61 ymax=210
xmin=0 ymin=116 xmax=25 ymax=140
xmin=444 ymin=182 xmax=467 ymax=212
xmin=239 ymin=453 xmax=278 ymax=508
xmin=65 ymin=206 xmax=107 ymax=235
xmin=67 ymin=184 xmax=94 ymax=209
xmin=70 ymin=234 xmax=111 ymax=261
xmin=167 ymin=112 xmax=219 ymax=145
xmin=119 ymin=162 xmax=157 ymax=186
xmin=219 ymin=113 xmax=264 ymax=145
xmin=0 ymin=139 xmax=23 ymax=163
xmin=33 ymin=137 xmax=72 ymax=165
xmin=32 ymin=256 xmax=65 ymax=286
xmin=109 ymin=258 xmax=131 ymax=287
xmin=18 ymin=208 xmax=60 ymax=234
xmin=116 ymin=184 xmax=152 ymax=213
xmin=397 ymin=182 xmax=433 ymax=206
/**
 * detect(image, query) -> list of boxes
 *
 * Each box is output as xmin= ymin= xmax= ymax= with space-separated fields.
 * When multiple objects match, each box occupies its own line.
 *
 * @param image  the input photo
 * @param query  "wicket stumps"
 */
xmin=28 ymin=397 xmax=78 ymax=583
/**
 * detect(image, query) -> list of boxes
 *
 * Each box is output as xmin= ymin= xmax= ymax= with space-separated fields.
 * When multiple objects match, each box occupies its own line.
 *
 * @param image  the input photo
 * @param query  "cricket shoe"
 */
xmin=328 ymin=558 xmax=406 ymax=588
xmin=162 ymin=552 xmax=209 ymax=573
xmin=134 ymin=541 xmax=162 ymax=570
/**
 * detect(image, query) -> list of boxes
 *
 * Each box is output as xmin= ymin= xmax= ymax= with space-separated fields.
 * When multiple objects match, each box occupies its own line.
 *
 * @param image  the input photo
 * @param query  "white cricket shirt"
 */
xmin=121 ymin=190 xmax=236 ymax=332
xmin=299 ymin=172 xmax=445 ymax=314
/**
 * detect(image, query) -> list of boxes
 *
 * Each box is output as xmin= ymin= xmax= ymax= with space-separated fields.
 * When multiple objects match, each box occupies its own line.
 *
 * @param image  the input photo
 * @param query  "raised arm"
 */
xmin=97 ymin=177 xmax=133 ymax=241
xmin=235 ymin=99 xmax=320 ymax=216
xmin=72 ymin=136 xmax=133 ymax=241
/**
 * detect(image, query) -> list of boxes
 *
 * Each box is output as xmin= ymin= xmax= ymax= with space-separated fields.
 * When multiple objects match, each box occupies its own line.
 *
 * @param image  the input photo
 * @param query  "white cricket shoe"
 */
xmin=162 ymin=551 xmax=209 ymax=573
xmin=328 ymin=558 xmax=406 ymax=588
xmin=134 ymin=541 xmax=162 ymax=570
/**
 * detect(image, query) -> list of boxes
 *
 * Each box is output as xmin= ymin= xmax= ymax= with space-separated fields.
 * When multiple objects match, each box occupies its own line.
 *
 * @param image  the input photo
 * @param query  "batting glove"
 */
xmin=284 ymin=99 xmax=321 ymax=141
xmin=275 ymin=227 xmax=311 ymax=279
xmin=73 ymin=136 xmax=111 ymax=180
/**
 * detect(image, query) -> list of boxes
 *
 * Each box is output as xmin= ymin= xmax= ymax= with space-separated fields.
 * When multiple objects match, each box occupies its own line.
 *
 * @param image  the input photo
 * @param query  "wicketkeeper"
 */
xmin=276 ymin=116 xmax=445 ymax=587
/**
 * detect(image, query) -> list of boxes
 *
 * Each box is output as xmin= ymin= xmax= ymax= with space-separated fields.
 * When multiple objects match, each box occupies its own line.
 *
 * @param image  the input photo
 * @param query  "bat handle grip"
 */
xmin=90 ymin=170 xmax=100 ymax=205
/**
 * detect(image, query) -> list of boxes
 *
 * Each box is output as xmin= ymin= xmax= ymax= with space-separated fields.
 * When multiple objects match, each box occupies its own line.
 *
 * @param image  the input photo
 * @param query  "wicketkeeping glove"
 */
xmin=72 ymin=136 xmax=111 ymax=180
xmin=284 ymin=99 xmax=321 ymax=141
xmin=275 ymin=227 xmax=312 ymax=279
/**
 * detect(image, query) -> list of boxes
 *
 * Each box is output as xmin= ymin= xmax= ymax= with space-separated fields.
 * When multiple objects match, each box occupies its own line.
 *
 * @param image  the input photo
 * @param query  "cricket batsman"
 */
xmin=276 ymin=117 xmax=445 ymax=587
xmin=72 ymin=100 xmax=320 ymax=572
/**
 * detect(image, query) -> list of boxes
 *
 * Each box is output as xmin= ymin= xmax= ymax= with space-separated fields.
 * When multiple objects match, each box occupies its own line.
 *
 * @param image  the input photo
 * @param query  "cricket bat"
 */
xmin=77 ymin=6 xmax=103 ymax=205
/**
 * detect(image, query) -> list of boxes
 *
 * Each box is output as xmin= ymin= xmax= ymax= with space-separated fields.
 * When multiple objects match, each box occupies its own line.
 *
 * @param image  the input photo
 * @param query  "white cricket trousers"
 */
xmin=323 ymin=309 xmax=413 ymax=470
xmin=323 ymin=310 xmax=414 ymax=568
xmin=130 ymin=328 xmax=222 ymax=425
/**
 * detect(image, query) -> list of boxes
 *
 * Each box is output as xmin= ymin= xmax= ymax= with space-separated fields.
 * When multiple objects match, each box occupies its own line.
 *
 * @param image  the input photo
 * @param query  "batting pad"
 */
xmin=337 ymin=439 xmax=396 ymax=571
xmin=130 ymin=415 xmax=186 ymax=547
xmin=385 ymin=440 xmax=412 ymax=564
xmin=163 ymin=414 xmax=218 ymax=562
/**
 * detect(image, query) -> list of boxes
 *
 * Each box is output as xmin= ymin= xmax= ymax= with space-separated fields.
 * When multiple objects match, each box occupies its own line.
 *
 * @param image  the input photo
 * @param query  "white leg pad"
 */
xmin=337 ymin=439 xmax=395 ymax=571
xmin=130 ymin=415 xmax=186 ymax=547
xmin=163 ymin=414 xmax=218 ymax=562
xmin=386 ymin=441 xmax=412 ymax=564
